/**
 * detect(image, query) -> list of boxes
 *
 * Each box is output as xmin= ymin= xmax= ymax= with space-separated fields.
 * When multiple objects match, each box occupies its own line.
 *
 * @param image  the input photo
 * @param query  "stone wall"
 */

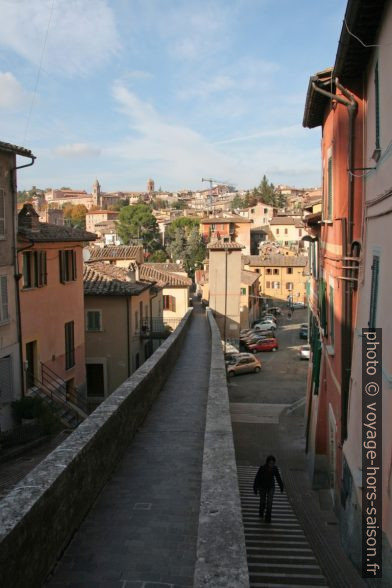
xmin=0 ymin=309 xmax=192 ymax=588
xmin=194 ymin=309 xmax=249 ymax=587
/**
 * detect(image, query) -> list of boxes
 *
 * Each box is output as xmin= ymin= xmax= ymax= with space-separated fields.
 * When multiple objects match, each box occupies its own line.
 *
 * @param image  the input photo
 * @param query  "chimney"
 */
xmin=126 ymin=262 xmax=140 ymax=282
xmin=18 ymin=203 xmax=40 ymax=232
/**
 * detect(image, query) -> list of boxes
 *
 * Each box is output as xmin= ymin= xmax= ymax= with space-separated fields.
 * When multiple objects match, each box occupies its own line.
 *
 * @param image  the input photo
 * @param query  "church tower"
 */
xmin=92 ymin=179 xmax=101 ymax=206
xmin=147 ymin=178 xmax=155 ymax=194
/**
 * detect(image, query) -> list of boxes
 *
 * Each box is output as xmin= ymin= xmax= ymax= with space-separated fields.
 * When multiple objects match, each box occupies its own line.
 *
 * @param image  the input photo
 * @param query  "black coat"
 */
xmin=253 ymin=464 xmax=284 ymax=493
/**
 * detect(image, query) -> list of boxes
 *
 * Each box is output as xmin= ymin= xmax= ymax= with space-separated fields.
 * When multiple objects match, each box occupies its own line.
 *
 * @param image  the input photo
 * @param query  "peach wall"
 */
xmin=19 ymin=242 xmax=87 ymax=390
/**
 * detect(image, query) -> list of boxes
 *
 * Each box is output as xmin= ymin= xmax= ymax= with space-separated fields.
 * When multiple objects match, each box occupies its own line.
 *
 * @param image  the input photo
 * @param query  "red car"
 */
xmin=248 ymin=337 xmax=278 ymax=353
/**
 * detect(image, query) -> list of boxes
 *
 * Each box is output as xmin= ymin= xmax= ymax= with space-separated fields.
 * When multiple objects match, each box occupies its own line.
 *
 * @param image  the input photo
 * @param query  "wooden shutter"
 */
xmin=369 ymin=255 xmax=380 ymax=328
xmin=72 ymin=250 xmax=77 ymax=280
xmin=0 ymin=276 xmax=8 ymax=322
xmin=375 ymin=62 xmax=380 ymax=150
xmin=327 ymin=156 xmax=333 ymax=219
xmin=59 ymin=250 xmax=65 ymax=283
xmin=65 ymin=321 xmax=75 ymax=369
xmin=329 ymin=285 xmax=334 ymax=342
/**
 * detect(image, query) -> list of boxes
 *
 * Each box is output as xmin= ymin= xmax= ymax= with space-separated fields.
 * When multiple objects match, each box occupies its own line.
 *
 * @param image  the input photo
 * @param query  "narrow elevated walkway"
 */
xmin=47 ymin=305 xmax=210 ymax=587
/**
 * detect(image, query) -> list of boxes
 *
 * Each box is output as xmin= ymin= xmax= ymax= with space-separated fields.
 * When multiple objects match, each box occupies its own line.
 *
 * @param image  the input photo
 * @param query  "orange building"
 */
xmin=200 ymin=215 xmax=252 ymax=254
xmin=17 ymin=203 xmax=96 ymax=400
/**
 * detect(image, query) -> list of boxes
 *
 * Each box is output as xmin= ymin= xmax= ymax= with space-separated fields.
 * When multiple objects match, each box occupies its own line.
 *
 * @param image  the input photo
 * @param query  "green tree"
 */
xmin=63 ymin=203 xmax=88 ymax=228
xmin=165 ymin=217 xmax=200 ymax=243
xmin=231 ymin=194 xmax=244 ymax=210
xmin=116 ymin=203 xmax=161 ymax=252
xmin=149 ymin=249 xmax=168 ymax=262
xmin=256 ymin=174 xmax=277 ymax=206
xmin=185 ymin=226 xmax=206 ymax=275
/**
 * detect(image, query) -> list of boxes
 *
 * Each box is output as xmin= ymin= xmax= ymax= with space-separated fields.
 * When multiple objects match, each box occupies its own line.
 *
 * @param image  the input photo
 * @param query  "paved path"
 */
xmin=46 ymin=304 xmax=210 ymax=588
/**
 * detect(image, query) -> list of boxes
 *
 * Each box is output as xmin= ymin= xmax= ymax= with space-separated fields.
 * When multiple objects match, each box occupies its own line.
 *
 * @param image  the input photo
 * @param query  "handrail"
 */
xmin=40 ymin=362 xmax=88 ymax=414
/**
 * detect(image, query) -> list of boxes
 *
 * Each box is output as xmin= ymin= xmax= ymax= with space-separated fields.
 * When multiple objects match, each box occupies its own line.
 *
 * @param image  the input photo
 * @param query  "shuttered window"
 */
xmin=163 ymin=295 xmax=176 ymax=312
xmin=0 ymin=189 xmax=4 ymax=238
xmin=368 ymin=255 xmax=380 ymax=329
xmin=59 ymin=250 xmax=77 ymax=283
xmin=65 ymin=321 xmax=75 ymax=370
xmin=22 ymin=251 xmax=47 ymax=288
xmin=86 ymin=310 xmax=102 ymax=331
xmin=0 ymin=276 xmax=9 ymax=323
xmin=329 ymin=285 xmax=334 ymax=344
xmin=318 ymin=279 xmax=327 ymax=335
xmin=0 ymin=355 xmax=13 ymax=403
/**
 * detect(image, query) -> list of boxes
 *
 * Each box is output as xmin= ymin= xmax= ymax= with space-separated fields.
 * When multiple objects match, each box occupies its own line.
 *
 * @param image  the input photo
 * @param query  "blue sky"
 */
xmin=0 ymin=0 xmax=346 ymax=192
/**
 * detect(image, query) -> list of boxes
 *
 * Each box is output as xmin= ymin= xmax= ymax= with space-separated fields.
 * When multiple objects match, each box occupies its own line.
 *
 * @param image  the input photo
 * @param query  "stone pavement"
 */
xmin=46 ymin=303 xmax=210 ymax=587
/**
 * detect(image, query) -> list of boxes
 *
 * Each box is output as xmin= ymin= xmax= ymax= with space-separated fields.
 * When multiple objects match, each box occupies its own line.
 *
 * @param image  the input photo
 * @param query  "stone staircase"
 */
xmin=238 ymin=465 xmax=328 ymax=587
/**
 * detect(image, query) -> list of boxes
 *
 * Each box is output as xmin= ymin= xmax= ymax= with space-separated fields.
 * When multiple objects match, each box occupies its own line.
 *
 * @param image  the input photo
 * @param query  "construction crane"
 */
xmin=201 ymin=177 xmax=234 ymax=189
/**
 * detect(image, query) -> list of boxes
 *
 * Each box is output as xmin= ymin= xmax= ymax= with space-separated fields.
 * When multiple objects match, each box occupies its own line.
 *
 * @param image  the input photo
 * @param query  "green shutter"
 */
xmin=329 ymin=285 xmax=334 ymax=343
xmin=327 ymin=156 xmax=333 ymax=219
xmin=318 ymin=279 xmax=327 ymax=335
xmin=312 ymin=338 xmax=322 ymax=394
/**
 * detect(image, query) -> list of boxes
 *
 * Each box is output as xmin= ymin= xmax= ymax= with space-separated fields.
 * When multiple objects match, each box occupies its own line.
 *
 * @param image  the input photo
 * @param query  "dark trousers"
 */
xmin=258 ymin=487 xmax=275 ymax=521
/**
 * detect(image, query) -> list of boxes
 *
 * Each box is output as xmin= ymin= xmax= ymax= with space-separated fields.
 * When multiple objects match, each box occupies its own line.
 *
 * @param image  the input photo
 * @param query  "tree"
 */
xmin=116 ymin=203 xmax=161 ymax=252
xmin=63 ymin=203 xmax=88 ymax=228
xmin=185 ymin=226 xmax=206 ymax=275
xmin=256 ymin=175 xmax=277 ymax=206
xmin=149 ymin=249 xmax=168 ymax=262
xmin=165 ymin=217 xmax=200 ymax=243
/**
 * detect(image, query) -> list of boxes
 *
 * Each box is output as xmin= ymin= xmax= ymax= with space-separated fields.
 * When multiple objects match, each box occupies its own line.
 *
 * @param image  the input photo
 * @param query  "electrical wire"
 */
xmin=343 ymin=17 xmax=392 ymax=48
xmin=23 ymin=0 xmax=55 ymax=143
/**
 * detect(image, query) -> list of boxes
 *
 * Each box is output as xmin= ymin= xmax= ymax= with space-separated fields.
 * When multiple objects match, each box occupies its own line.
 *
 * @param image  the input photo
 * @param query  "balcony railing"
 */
xmin=136 ymin=317 xmax=183 ymax=339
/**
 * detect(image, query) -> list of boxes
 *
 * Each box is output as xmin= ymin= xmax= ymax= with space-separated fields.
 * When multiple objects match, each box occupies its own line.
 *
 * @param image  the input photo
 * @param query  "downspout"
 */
xmin=11 ymin=154 xmax=36 ymax=397
xmin=311 ymin=77 xmax=358 ymax=443
xmin=149 ymin=286 xmax=158 ymax=354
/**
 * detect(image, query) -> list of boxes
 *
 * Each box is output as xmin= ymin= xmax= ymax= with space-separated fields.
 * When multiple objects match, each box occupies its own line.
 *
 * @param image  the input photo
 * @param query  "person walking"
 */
xmin=253 ymin=455 xmax=284 ymax=523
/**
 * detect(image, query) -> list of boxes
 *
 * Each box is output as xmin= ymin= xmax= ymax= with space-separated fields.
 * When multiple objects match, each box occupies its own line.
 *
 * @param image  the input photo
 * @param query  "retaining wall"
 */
xmin=194 ymin=309 xmax=249 ymax=587
xmin=0 ymin=309 xmax=193 ymax=588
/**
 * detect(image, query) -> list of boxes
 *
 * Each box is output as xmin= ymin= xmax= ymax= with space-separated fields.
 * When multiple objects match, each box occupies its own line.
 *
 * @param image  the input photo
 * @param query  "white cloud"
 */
xmin=54 ymin=143 xmax=101 ymax=158
xmin=0 ymin=0 xmax=120 ymax=76
xmin=0 ymin=72 xmax=30 ymax=109
xmin=214 ymin=125 xmax=304 ymax=145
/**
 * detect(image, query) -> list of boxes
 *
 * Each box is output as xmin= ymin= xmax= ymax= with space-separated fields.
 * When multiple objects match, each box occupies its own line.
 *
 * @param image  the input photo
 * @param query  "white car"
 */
xmin=299 ymin=344 xmax=310 ymax=360
xmin=254 ymin=322 xmax=277 ymax=331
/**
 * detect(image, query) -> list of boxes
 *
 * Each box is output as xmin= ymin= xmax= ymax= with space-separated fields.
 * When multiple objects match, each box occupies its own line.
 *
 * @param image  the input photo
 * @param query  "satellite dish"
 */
xmin=82 ymin=247 xmax=91 ymax=262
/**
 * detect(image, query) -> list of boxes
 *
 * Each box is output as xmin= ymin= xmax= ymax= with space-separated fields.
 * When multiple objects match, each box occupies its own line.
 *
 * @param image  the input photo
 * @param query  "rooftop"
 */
xmin=83 ymin=262 xmax=152 ymax=296
xmin=18 ymin=204 xmax=96 ymax=243
xmin=201 ymin=216 xmax=252 ymax=224
xmin=87 ymin=245 xmax=144 ymax=263
xmin=241 ymin=270 xmax=260 ymax=286
xmin=0 ymin=140 xmax=35 ymax=159
xmin=243 ymin=254 xmax=308 ymax=268
xmin=140 ymin=264 xmax=192 ymax=287
xmin=207 ymin=240 xmax=245 ymax=251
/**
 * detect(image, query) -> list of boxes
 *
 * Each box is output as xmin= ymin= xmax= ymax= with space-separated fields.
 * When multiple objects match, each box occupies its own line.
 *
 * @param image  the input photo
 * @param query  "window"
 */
xmin=65 ymin=321 xmax=75 ymax=370
xmin=284 ymin=228 xmax=288 ymax=235
xmin=23 ymin=251 xmax=47 ymax=288
xmin=264 ymin=208 xmax=268 ymax=214
xmin=266 ymin=268 xmax=272 ymax=275
xmin=0 ymin=189 xmax=4 ymax=238
xmin=327 ymin=153 xmax=333 ymax=220
xmin=86 ymin=364 xmax=105 ymax=397
xmin=241 ymin=287 xmax=246 ymax=295
xmin=59 ymin=250 xmax=77 ymax=283
xmin=266 ymin=281 xmax=270 ymax=288
xmin=0 ymin=276 xmax=9 ymax=324
xmin=273 ymin=269 xmax=279 ymax=275
xmin=299 ymin=229 xmax=302 ymax=237
xmin=287 ymin=267 xmax=293 ymax=274
xmin=375 ymin=61 xmax=380 ymax=152
xmin=276 ymin=228 xmax=280 ymax=235
xmin=329 ymin=285 xmax=334 ymax=344
xmin=163 ymin=295 xmax=176 ymax=312
xmin=369 ymin=255 xmax=380 ymax=328
xmin=86 ymin=310 xmax=102 ymax=332
xmin=286 ymin=282 xmax=293 ymax=290
xmin=272 ymin=281 xmax=280 ymax=289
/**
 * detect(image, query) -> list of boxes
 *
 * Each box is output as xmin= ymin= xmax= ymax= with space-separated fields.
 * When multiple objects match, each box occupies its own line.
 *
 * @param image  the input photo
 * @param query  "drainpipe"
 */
xmin=310 ymin=77 xmax=358 ymax=442
xmin=149 ymin=287 xmax=158 ymax=354
xmin=126 ymin=297 xmax=131 ymax=377
xmin=11 ymin=154 xmax=36 ymax=397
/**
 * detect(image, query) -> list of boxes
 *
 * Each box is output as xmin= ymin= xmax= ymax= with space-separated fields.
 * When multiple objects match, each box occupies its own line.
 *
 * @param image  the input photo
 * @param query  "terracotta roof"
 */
xmin=244 ymin=254 xmax=308 ymax=267
xmin=86 ymin=210 xmax=118 ymax=216
xmin=0 ymin=141 xmax=35 ymax=159
xmin=84 ymin=262 xmax=152 ymax=296
xmin=241 ymin=270 xmax=260 ymax=286
xmin=18 ymin=223 xmax=96 ymax=243
xmin=270 ymin=216 xmax=302 ymax=226
xmin=207 ymin=240 xmax=244 ymax=251
xmin=140 ymin=264 xmax=192 ymax=287
xmin=146 ymin=262 xmax=184 ymax=272
xmin=87 ymin=245 xmax=144 ymax=263
xmin=201 ymin=216 xmax=252 ymax=224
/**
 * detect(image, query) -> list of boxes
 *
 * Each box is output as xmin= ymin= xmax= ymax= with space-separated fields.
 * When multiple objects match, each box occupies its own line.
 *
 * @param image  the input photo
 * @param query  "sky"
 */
xmin=0 ymin=0 xmax=347 ymax=193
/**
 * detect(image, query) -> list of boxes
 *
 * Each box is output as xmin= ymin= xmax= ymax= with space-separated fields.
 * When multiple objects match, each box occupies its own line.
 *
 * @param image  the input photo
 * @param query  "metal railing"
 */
xmin=137 ymin=317 xmax=183 ymax=338
xmin=40 ymin=362 xmax=88 ymax=415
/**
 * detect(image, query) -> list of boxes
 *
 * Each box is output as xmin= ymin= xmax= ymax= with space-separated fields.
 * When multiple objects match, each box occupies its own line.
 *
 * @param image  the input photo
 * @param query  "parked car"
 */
xmin=267 ymin=306 xmax=282 ymax=316
xmin=248 ymin=338 xmax=279 ymax=353
xmin=299 ymin=344 xmax=310 ymax=360
xmin=289 ymin=302 xmax=306 ymax=309
xmin=254 ymin=322 xmax=277 ymax=331
xmin=299 ymin=324 xmax=308 ymax=339
xmin=225 ymin=352 xmax=254 ymax=364
xmin=257 ymin=314 xmax=277 ymax=324
xmin=243 ymin=335 xmax=270 ymax=349
xmin=227 ymin=355 xmax=262 ymax=377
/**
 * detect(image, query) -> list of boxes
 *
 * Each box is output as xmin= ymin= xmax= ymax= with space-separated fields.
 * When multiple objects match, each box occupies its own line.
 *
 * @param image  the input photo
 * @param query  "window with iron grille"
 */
xmin=65 ymin=321 xmax=75 ymax=370
xmin=368 ymin=255 xmax=380 ymax=329
xmin=0 ymin=276 xmax=9 ymax=324
xmin=0 ymin=189 xmax=4 ymax=238
xmin=22 ymin=251 xmax=47 ymax=288
xmin=163 ymin=295 xmax=176 ymax=312
xmin=59 ymin=250 xmax=77 ymax=283
xmin=86 ymin=310 xmax=102 ymax=332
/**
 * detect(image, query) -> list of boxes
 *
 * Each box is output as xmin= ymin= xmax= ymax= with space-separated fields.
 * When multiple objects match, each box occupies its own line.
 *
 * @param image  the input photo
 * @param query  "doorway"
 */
xmin=25 ymin=341 xmax=37 ymax=389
